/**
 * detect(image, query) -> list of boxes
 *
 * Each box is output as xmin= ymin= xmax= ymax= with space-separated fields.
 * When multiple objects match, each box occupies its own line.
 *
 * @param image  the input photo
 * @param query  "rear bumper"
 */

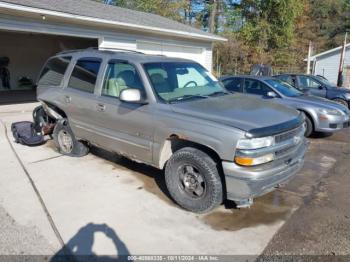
xmin=315 ymin=114 xmax=350 ymax=132
xmin=222 ymin=139 xmax=308 ymax=202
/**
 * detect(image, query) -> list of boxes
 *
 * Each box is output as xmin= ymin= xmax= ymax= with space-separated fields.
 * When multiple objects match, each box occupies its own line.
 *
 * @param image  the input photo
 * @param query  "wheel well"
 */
xmin=159 ymin=135 xmax=221 ymax=169
xmin=299 ymin=109 xmax=314 ymax=129
xmin=42 ymin=101 xmax=67 ymax=119
xmin=332 ymin=97 xmax=349 ymax=107
xmin=159 ymin=135 xmax=227 ymax=199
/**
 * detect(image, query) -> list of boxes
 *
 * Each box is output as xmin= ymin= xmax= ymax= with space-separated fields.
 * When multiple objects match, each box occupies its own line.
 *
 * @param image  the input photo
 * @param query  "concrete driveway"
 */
xmin=0 ymin=103 xmax=348 ymax=259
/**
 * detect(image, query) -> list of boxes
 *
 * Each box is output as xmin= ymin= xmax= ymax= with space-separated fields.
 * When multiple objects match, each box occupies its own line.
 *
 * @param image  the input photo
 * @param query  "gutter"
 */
xmin=0 ymin=1 xmax=227 ymax=42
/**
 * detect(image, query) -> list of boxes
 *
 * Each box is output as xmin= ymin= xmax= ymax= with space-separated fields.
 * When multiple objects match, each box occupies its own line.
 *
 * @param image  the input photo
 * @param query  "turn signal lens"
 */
xmin=234 ymin=153 xmax=274 ymax=166
xmin=234 ymin=156 xmax=254 ymax=166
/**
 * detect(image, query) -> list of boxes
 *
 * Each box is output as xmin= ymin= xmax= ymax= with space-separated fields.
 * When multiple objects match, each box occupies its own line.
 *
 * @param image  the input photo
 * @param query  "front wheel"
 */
xmin=165 ymin=147 xmax=223 ymax=213
xmin=53 ymin=119 xmax=89 ymax=157
xmin=304 ymin=115 xmax=314 ymax=137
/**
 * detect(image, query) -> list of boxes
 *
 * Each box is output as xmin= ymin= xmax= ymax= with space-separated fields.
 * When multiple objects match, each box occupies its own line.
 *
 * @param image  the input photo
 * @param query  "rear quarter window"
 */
xmin=38 ymin=56 xmax=71 ymax=86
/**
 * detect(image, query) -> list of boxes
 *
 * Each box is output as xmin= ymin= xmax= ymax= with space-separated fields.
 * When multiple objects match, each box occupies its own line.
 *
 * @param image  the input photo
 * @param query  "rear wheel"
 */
xmin=165 ymin=147 xmax=223 ymax=213
xmin=333 ymin=98 xmax=349 ymax=109
xmin=53 ymin=119 xmax=89 ymax=157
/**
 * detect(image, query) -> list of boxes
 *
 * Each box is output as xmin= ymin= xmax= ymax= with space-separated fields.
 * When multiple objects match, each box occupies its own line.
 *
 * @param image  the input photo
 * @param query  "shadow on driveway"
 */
xmin=52 ymin=223 xmax=130 ymax=262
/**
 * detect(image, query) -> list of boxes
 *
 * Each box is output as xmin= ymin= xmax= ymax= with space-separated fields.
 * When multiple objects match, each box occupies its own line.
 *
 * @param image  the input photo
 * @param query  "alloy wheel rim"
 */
xmin=58 ymin=130 xmax=73 ymax=154
xmin=178 ymin=164 xmax=206 ymax=199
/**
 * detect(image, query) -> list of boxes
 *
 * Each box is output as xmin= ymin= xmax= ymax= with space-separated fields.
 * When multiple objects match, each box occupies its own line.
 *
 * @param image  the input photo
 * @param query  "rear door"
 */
xmin=62 ymin=57 xmax=103 ymax=142
xmin=93 ymin=60 xmax=154 ymax=163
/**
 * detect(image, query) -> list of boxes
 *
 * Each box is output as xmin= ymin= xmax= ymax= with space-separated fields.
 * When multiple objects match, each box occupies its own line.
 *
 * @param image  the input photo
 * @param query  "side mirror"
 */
xmin=119 ymin=89 xmax=146 ymax=104
xmin=266 ymin=91 xmax=278 ymax=98
xmin=318 ymin=85 xmax=326 ymax=90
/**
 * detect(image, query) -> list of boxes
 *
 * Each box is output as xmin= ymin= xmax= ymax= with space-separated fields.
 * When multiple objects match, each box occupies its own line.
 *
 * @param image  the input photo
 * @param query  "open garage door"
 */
xmin=0 ymin=30 xmax=98 ymax=105
xmin=137 ymin=41 xmax=206 ymax=68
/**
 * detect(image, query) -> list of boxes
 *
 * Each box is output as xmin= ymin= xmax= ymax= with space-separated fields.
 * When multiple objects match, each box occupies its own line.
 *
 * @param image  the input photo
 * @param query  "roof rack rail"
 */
xmin=57 ymin=47 xmax=145 ymax=55
xmin=98 ymin=48 xmax=145 ymax=54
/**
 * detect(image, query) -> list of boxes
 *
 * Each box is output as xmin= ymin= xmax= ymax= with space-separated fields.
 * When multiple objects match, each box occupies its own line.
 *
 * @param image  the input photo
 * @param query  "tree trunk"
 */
xmin=208 ymin=0 xmax=218 ymax=33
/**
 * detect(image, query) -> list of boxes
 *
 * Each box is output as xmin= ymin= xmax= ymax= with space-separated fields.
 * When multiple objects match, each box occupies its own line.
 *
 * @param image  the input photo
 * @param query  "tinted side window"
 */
xmin=277 ymin=75 xmax=294 ymax=85
xmin=244 ymin=79 xmax=271 ymax=96
xmin=222 ymin=78 xmax=242 ymax=92
xmin=38 ymin=56 xmax=71 ymax=86
xmin=102 ymin=61 xmax=144 ymax=98
xmin=298 ymin=76 xmax=321 ymax=89
xmin=68 ymin=58 xmax=101 ymax=93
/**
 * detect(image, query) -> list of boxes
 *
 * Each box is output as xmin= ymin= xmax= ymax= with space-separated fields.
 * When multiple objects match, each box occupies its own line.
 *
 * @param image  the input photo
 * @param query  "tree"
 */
xmin=102 ymin=0 xmax=188 ymax=22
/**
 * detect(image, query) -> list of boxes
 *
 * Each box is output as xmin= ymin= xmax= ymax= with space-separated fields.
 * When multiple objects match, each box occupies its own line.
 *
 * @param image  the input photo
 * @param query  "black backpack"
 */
xmin=11 ymin=121 xmax=45 ymax=146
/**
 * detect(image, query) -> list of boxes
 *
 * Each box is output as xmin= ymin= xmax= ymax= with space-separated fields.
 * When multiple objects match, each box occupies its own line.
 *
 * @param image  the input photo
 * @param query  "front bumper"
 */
xmin=315 ymin=113 xmax=350 ymax=132
xmin=222 ymin=139 xmax=308 ymax=202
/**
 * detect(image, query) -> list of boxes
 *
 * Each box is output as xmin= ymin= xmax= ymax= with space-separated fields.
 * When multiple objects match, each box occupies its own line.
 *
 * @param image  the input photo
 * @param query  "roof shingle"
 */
xmin=0 ymin=0 xmax=225 ymax=41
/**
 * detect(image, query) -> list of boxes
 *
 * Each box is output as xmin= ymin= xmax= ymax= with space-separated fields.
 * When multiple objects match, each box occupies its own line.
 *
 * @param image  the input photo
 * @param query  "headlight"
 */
xmin=317 ymin=108 xmax=342 ymax=116
xmin=235 ymin=153 xmax=274 ymax=166
xmin=235 ymin=136 xmax=275 ymax=166
xmin=237 ymin=136 xmax=274 ymax=150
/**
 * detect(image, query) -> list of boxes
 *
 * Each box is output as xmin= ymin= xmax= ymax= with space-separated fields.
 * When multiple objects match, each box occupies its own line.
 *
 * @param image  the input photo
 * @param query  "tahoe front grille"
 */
xmin=274 ymin=124 xmax=304 ymax=144
xmin=273 ymin=124 xmax=305 ymax=160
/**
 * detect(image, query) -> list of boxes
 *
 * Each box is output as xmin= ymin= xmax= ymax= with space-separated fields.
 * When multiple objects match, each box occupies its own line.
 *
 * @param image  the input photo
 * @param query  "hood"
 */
xmin=287 ymin=95 xmax=349 ymax=113
xmin=170 ymin=93 xmax=300 ymax=132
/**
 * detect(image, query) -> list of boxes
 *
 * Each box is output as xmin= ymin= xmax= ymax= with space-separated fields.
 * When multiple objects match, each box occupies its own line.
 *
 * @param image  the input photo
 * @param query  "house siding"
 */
xmin=314 ymin=46 xmax=350 ymax=85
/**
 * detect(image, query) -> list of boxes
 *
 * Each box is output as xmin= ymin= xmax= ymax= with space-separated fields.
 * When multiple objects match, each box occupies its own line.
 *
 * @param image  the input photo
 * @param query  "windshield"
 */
xmin=144 ymin=62 xmax=227 ymax=103
xmin=265 ymin=79 xmax=303 ymax=97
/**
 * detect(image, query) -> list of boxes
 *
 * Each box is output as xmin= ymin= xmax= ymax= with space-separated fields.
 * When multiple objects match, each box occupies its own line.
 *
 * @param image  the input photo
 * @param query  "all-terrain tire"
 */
xmin=53 ymin=119 xmax=89 ymax=157
xmin=165 ymin=147 xmax=223 ymax=213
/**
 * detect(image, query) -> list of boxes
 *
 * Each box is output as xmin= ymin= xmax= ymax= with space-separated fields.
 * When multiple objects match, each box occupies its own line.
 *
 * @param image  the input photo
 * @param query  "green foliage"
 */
xmin=97 ymin=0 xmax=350 ymax=75
xmin=111 ymin=0 xmax=188 ymax=22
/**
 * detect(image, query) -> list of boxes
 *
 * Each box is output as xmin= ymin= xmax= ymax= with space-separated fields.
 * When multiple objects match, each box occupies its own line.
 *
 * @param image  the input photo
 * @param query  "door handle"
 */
xmin=96 ymin=103 xmax=106 ymax=112
xmin=64 ymin=95 xmax=71 ymax=103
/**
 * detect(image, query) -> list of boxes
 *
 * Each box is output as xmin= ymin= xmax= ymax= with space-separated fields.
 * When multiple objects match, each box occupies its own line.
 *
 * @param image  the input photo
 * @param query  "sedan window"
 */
xmin=244 ymin=79 xmax=271 ymax=96
xmin=265 ymin=79 xmax=303 ymax=97
xmin=298 ymin=76 xmax=321 ymax=89
xmin=222 ymin=78 xmax=243 ymax=92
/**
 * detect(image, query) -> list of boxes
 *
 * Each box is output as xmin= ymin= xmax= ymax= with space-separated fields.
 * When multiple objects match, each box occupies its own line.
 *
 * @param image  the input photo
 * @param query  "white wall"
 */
xmin=100 ymin=37 xmax=213 ymax=71
xmin=0 ymin=31 xmax=97 ymax=90
xmin=314 ymin=46 xmax=350 ymax=85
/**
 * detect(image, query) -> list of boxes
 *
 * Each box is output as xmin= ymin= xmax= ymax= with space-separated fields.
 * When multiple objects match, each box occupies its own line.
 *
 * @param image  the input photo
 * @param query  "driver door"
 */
xmin=243 ymin=78 xmax=274 ymax=98
xmin=297 ymin=75 xmax=327 ymax=97
xmin=93 ymin=60 xmax=154 ymax=164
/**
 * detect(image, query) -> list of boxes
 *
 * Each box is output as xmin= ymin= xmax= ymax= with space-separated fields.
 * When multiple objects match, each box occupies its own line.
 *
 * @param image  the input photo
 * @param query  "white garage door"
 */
xmin=137 ymin=41 xmax=207 ymax=69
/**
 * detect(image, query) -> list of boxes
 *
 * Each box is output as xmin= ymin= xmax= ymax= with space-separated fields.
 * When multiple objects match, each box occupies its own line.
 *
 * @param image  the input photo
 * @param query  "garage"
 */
xmin=0 ymin=30 xmax=97 ymax=104
xmin=0 ymin=0 xmax=225 ymax=105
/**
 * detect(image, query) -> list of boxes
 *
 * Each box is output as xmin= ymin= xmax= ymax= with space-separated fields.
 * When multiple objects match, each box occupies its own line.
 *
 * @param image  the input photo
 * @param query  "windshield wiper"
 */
xmin=208 ymin=91 xmax=229 ymax=97
xmin=168 ymin=94 xmax=209 ymax=103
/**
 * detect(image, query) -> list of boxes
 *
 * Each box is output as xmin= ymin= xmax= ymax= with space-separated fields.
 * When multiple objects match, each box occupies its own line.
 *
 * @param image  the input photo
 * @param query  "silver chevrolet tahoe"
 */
xmin=36 ymin=49 xmax=308 ymax=213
